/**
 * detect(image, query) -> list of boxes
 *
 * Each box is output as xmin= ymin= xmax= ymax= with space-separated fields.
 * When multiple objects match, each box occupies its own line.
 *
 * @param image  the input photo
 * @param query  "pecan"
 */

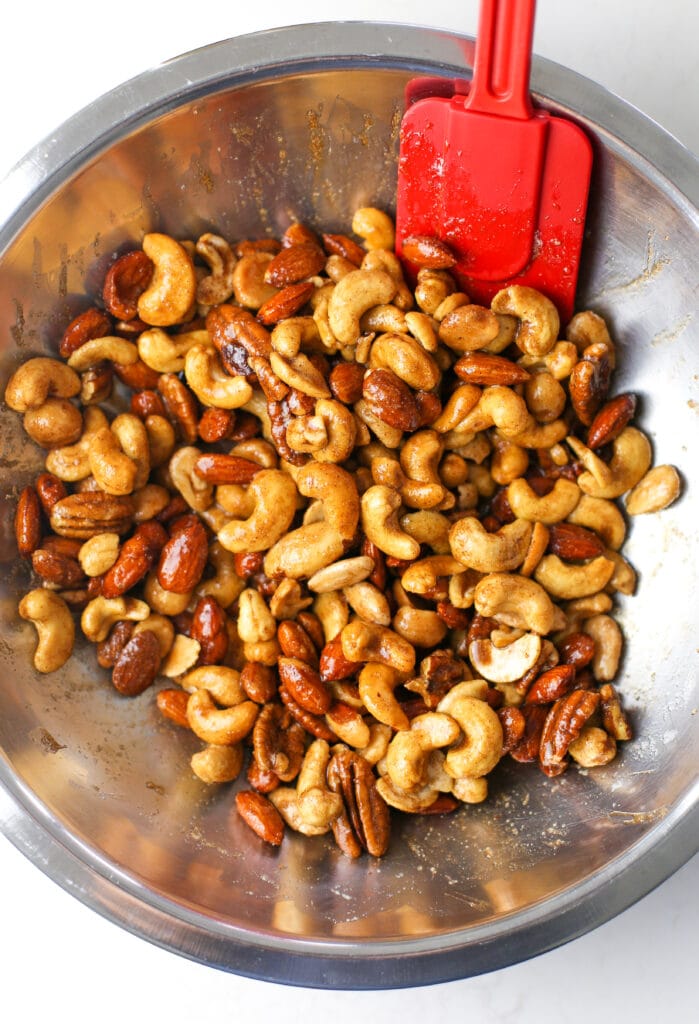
xmin=401 ymin=234 xmax=457 ymax=269
xmin=35 ymin=473 xmax=68 ymax=515
xmin=268 ymin=398 xmax=307 ymax=465
xmin=97 ymin=620 xmax=134 ymax=668
xmin=235 ymin=790 xmax=284 ymax=847
xmin=599 ymin=683 xmax=633 ymax=741
xmin=539 ymin=689 xmax=601 ymax=770
xmin=277 ymin=657 xmax=331 ymax=715
xmin=130 ymin=389 xmax=167 ymax=420
xmin=246 ymin=759 xmax=280 ymax=794
xmin=31 ymin=548 xmax=85 ymax=588
xmin=156 ymin=514 xmax=209 ymax=593
xmin=156 ymin=687 xmax=190 ymax=727
xmin=497 ymin=706 xmax=526 ymax=753
xmin=509 ymin=704 xmax=549 ymax=763
xmin=524 ymin=664 xmax=577 ymax=705
xmin=240 ymin=662 xmax=278 ymax=703
xmin=80 ymin=363 xmax=113 ymax=405
xmin=361 ymin=537 xmax=387 ymax=591
xmin=329 ymin=361 xmax=366 ymax=404
xmin=157 ymin=374 xmax=199 ymax=444
xmin=111 ymin=630 xmax=161 ymax=696
xmin=102 ymin=520 xmax=168 ymax=598
xmin=453 ymin=352 xmax=530 ymax=386
xmin=234 ymin=551 xmax=264 ymax=579
xmin=41 ymin=536 xmax=82 ymax=559
xmin=362 ymin=367 xmax=420 ymax=431
xmin=322 ymin=233 xmax=365 ymax=266
xmin=59 ymin=307 xmax=113 ymax=358
xmin=49 ymin=493 xmax=135 ymax=539
xmin=277 ymin=620 xmax=319 ymax=668
xmin=190 ymin=595 xmax=228 ymax=665
xmin=278 ymin=684 xmax=337 ymax=741
xmin=263 ymin=243 xmax=325 ymax=287
xmin=112 ymin=358 xmax=161 ymax=391
xmin=286 ymin=387 xmax=316 ymax=416
xmin=587 ymin=392 xmax=637 ymax=449
xmin=327 ymin=748 xmax=390 ymax=858
xmin=319 ymin=635 xmax=362 ymax=683
xmin=230 ymin=410 xmax=261 ymax=441
xmin=207 ymin=304 xmax=272 ymax=361
xmin=467 ymin=614 xmax=498 ymax=644
xmin=249 ymin=356 xmax=289 ymax=401
xmin=102 ymin=250 xmax=154 ymax=320
xmin=193 ymin=453 xmax=262 ymax=485
xmin=197 ymin=407 xmax=237 ymax=443
xmin=15 ymin=485 xmax=42 ymax=556
xmin=568 ymin=343 xmax=612 ymax=426
xmin=257 ymin=281 xmax=315 ymax=326
xmin=558 ymin=631 xmax=596 ymax=672
xmin=547 ymin=522 xmax=605 ymax=560
xmin=252 ymin=702 xmax=306 ymax=781
xmin=436 ymin=601 xmax=470 ymax=630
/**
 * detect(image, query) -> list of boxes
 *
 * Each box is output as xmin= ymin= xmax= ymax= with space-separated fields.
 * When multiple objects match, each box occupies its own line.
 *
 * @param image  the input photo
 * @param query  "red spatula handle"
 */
xmin=465 ymin=0 xmax=536 ymax=119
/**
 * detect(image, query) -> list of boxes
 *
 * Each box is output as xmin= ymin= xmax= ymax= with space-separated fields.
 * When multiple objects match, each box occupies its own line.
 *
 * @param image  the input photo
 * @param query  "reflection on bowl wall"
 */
xmin=0 ymin=23 xmax=697 ymax=989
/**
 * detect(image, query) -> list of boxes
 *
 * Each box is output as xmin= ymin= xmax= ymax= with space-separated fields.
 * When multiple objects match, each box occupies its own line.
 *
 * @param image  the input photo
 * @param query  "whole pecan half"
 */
xmin=252 ymin=702 xmax=306 ymax=782
xmin=539 ymin=689 xmax=601 ymax=770
xmin=327 ymin=748 xmax=390 ymax=858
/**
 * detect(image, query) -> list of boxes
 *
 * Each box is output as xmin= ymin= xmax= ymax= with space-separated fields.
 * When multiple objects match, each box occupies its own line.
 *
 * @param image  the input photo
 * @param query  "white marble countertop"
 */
xmin=1 ymin=2 xmax=697 ymax=1020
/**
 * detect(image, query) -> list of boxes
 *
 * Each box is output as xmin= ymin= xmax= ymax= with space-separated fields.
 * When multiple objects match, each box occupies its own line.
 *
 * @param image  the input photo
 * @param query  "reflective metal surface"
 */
xmin=0 ymin=22 xmax=697 ymax=989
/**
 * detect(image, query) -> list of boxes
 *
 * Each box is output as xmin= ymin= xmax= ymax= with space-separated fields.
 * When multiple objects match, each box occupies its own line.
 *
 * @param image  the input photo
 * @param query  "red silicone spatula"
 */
xmin=395 ymin=0 xmax=593 ymax=323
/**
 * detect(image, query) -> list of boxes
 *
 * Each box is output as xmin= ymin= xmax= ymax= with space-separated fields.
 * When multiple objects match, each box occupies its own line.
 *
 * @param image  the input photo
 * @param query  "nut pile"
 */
xmin=6 ymin=208 xmax=681 ymax=857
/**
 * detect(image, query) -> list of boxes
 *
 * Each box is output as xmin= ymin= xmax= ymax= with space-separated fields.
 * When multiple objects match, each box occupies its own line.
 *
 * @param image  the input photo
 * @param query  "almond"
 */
xmin=277 ymin=620 xmax=319 ymax=667
xmin=156 ymin=514 xmax=209 ymax=593
xmin=156 ymin=687 xmax=190 ymax=727
xmin=401 ymin=234 xmax=457 ymax=269
xmin=454 ymin=352 xmax=531 ymax=386
xmin=59 ymin=307 xmax=112 ymax=359
xmin=102 ymin=520 xmax=168 ymax=598
xmin=278 ymin=657 xmax=332 ymax=715
xmin=524 ymin=664 xmax=577 ymax=704
xmin=362 ymin=367 xmax=420 ymax=431
xmin=257 ymin=281 xmax=315 ymax=326
xmin=322 ymin=233 xmax=365 ymax=266
xmin=190 ymin=595 xmax=228 ymax=666
xmin=263 ymin=243 xmax=326 ymax=287
xmin=235 ymin=790 xmax=284 ymax=846
xmin=111 ymin=630 xmax=161 ymax=696
xmin=329 ymin=361 xmax=366 ymax=404
xmin=193 ymin=452 xmax=262 ymax=485
xmin=587 ymin=393 xmax=637 ymax=449
xmin=547 ymin=522 xmax=605 ymax=560
xmin=15 ymin=485 xmax=42 ymax=556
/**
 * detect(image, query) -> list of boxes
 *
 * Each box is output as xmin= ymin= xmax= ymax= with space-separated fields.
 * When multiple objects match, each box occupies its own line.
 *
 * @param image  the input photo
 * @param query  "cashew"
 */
xmin=144 ymin=414 xmax=177 ymax=468
xmin=263 ymin=464 xmax=359 ymax=579
xmin=291 ymin=398 xmax=356 ymax=463
xmin=449 ymin=386 xmax=530 ymax=437
xmin=168 ymin=446 xmax=214 ymax=512
xmin=78 ymin=533 xmax=120 ymax=576
xmin=217 ymin=469 xmax=298 ymax=554
xmin=361 ymin=249 xmax=413 ymax=310
xmin=313 ymin=590 xmax=349 ymax=642
xmin=368 ymin=332 xmax=441 ymax=390
xmin=5 ymin=357 xmax=80 ymax=413
xmin=351 ymin=207 xmax=395 ymax=251
xmin=567 ymin=494 xmax=626 ymax=550
xmin=161 ymin=634 xmax=201 ymax=677
xmin=66 ymin=336 xmax=139 ymax=371
xmin=22 ymin=398 xmax=83 ymax=449
xmin=232 ymin=251 xmax=277 ymax=309
xmin=535 ymin=553 xmax=615 ymax=600
xmin=568 ymin=726 xmax=617 ymax=768
xmin=577 ymin=427 xmax=652 ymax=499
xmin=196 ymin=541 xmax=245 ymax=608
xmin=306 ymin=555 xmax=374 ymax=593
xmin=18 ymin=589 xmax=75 ymax=673
xmin=385 ymin=713 xmax=460 ymax=791
xmin=361 ymin=485 xmax=420 ymax=560
xmin=327 ymin=269 xmax=397 ymax=345
xmin=325 ymin=703 xmax=371 ymax=749
xmin=358 ymin=663 xmax=409 ymax=731
xmin=524 ymin=370 xmax=567 ymax=422
xmin=449 ymin=518 xmax=533 ymax=573
xmin=186 ymin=689 xmax=258 ymax=745
xmin=438 ymin=304 xmax=501 ymax=353
xmin=343 ymin=581 xmax=391 ymax=626
xmin=237 ymin=589 xmax=276 ymax=644
xmin=503 ymin=417 xmax=568 ymax=449
xmin=271 ymin=316 xmax=319 ymax=357
xmin=87 ymin=427 xmax=136 ymax=496
xmin=566 ymin=310 xmax=615 ymax=365
xmin=469 ymin=632 xmax=542 ymax=683
xmin=195 ymin=233 xmax=237 ymax=309
xmin=184 ymin=345 xmax=253 ymax=409
xmin=452 ymin=776 xmax=489 ymax=803
xmin=507 ymin=478 xmax=581 ymax=524
xmin=269 ymin=351 xmax=330 ymax=398
xmin=583 ymin=614 xmax=623 ymax=681
xmin=603 ymin=548 xmax=637 ymax=595
xmin=137 ymin=327 xmax=210 ymax=373
xmin=474 ymin=573 xmax=556 ymax=635
xmin=625 ymin=464 xmax=681 ymax=516
xmin=400 ymin=555 xmax=466 ymax=594
xmin=437 ymin=687 xmax=503 ymax=779
xmin=144 ymin=573 xmax=192 ymax=616
xmin=490 ymin=436 xmax=529 ymax=485
xmin=392 ymin=607 xmax=447 ymax=648
xmin=191 ymin=743 xmax=244 ymax=784
xmin=137 ymin=233 xmax=197 ymax=326
xmin=181 ymin=665 xmax=245 ymax=706
xmin=268 ymin=786 xmax=330 ymax=837
xmin=491 ymin=285 xmax=559 ymax=357
xmin=269 ymin=578 xmax=313 ymax=620
xmin=295 ymin=739 xmax=344 ymax=828
xmin=132 ymin=614 xmax=175 ymax=661
xmin=341 ymin=620 xmax=416 ymax=674
xmin=400 ymin=509 xmax=452 ymax=554
xmin=81 ymin=595 xmax=150 ymax=642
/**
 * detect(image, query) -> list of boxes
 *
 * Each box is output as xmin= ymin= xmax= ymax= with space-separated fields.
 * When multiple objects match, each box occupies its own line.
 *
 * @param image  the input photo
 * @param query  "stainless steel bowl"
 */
xmin=0 ymin=22 xmax=697 ymax=989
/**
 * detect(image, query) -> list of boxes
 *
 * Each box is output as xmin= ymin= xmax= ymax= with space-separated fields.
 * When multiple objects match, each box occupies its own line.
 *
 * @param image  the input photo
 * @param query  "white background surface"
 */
xmin=1 ymin=1 xmax=697 ymax=1021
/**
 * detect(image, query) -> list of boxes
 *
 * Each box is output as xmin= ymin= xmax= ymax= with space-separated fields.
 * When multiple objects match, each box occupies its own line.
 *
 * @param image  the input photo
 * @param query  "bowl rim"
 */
xmin=0 ymin=20 xmax=697 ymax=990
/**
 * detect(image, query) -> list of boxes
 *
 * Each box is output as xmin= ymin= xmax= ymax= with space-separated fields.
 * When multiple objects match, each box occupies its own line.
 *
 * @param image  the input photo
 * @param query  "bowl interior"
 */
xmin=0 ymin=32 xmax=697 ymax=984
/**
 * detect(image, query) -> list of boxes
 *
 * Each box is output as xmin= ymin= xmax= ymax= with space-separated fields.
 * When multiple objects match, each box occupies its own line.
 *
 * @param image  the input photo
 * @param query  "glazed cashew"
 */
xmin=625 ymin=464 xmax=681 ymax=516
xmin=414 ymin=268 xmax=456 ymax=315
xmin=567 ymin=494 xmax=626 ymax=550
xmin=81 ymin=595 xmax=150 ymax=642
xmin=404 ymin=310 xmax=438 ymax=352
xmin=343 ymin=581 xmax=391 ymax=626
xmin=519 ymin=340 xmax=578 ymax=380
xmin=137 ymin=327 xmax=210 ymax=373
xmin=88 ymin=428 xmax=137 ymax=496
xmin=195 ymin=233 xmax=237 ymax=309
xmin=132 ymin=614 xmax=175 ymax=661
xmin=524 ymin=370 xmax=566 ymax=422
xmin=292 ymin=739 xmax=344 ymax=829
xmin=217 ymin=469 xmax=298 ymax=554
xmin=78 ymin=532 xmax=120 ymax=576
xmin=191 ymin=743 xmax=244 ymax=784
xmin=385 ymin=713 xmax=461 ymax=791
xmin=357 ymin=663 xmax=409 ymax=731
xmin=313 ymin=590 xmax=350 ymax=642
xmin=181 ymin=665 xmax=245 ymax=706
xmin=474 ymin=573 xmax=556 ymax=635
xmin=161 ymin=634 xmax=201 ymax=677
xmin=110 ymin=413 xmax=150 ymax=489
xmin=368 ymin=332 xmax=441 ymax=390
xmin=400 ymin=509 xmax=452 ymax=554
xmin=168 ymin=446 xmax=215 ymax=512
xmin=5 ymin=357 xmax=80 ymax=411
xmin=137 ymin=233 xmax=197 ymax=326
xmin=271 ymin=316 xmax=319 ymax=357
xmin=438 ymin=304 xmax=501 ymax=352
xmin=327 ymin=268 xmax=397 ymax=345
xmin=491 ymin=285 xmax=559 ymax=357
xmin=361 ymin=485 xmax=420 ymax=560
xmin=502 ymin=417 xmax=568 ymax=449
xmin=361 ymin=249 xmax=413 ymax=310
xmin=448 ymin=385 xmax=530 ymax=437
xmin=196 ymin=541 xmax=245 ymax=608
xmin=507 ymin=478 xmax=581 ymax=524
xmin=392 ymin=607 xmax=447 ymax=648
xmin=469 ymin=632 xmax=542 ymax=683
xmin=449 ymin=517 xmax=533 ymax=573
xmin=431 ymin=383 xmax=481 ymax=434
xmin=577 ymin=427 xmax=652 ymax=499
xmin=307 ymin=555 xmax=374 ymax=593
xmin=566 ymin=310 xmax=615 ymax=365
xmin=186 ymin=689 xmax=258 ymax=745
xmin=400 ymin=555 xmax=467 ymax=595
xmin=263 ymin=464 xmax=359 ymax=579
xmin=340 ymin=620 xmax=416 ymax=674
xmin=370 ymin=455 xmax=449 ymax=511
xmin=144 ymin=414 xmax=177 ymax=468
xmin=534 ymin=554 xmax=615 ymax=599
xmin=237 ymin=589 xmax=276 ymax=644
xmin=437 ymin=685 xmax=504 ymax=779
xmin=568 ymin=726 xmax=617 ymax=768
xmin=269 ymin=351 xmax=331 ymax=398
xmin=18 ymin=589 xmax=75 ymax=673
xmin=490 ymin=436 xmax=529 ymax=486
xmin=66 ymin=336 xmax=139 ymax=371
xmin=287 ymin=398 xmax=357 ymax=464
xmin=232 ymin=251 xmax=277 ymax=309
xmin=184 ymin=345 xmax=253 ymax=409
xmin=351 ymin=207 xmax=395 ymax=251
xmin=583 ymin=614 xmax=623 ymax=681
xmin=143 ymin=572 xmax=192 ymax=616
